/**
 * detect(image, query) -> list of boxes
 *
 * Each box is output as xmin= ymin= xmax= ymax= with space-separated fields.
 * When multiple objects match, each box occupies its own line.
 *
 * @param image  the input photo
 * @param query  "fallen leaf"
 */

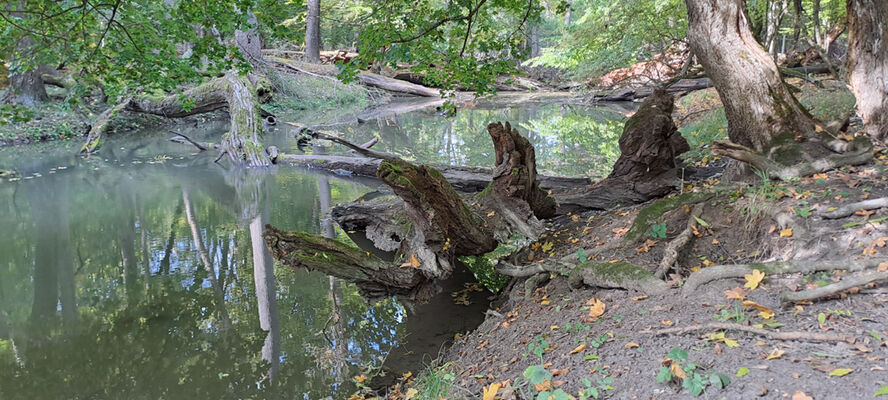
xmin=744 ymin=269 xmax=766 ymax=290
xmin=551 ymin=368 xmax=569 ymax=376
xmin=587 ymin=298 xmax=606 ymax=320
xmin=571 ymin=214 xmax=580 ymax=222
xmin=487 ymin=211 xmax=496 ymax=217
xmin=779 ymin=228 xmax=793 ymax=237
xmin=736 ymin=367 xmax=750 ymax=377
xmin=632 ymin=295 xmax=648 ymax=301
xmin=878 ymin=262 xmax=888 ymax=272
xmin=405 ymin=388 xmax=419 ymax=400
xmin=570 ymin=344 xmax=587 ymax=354
xmin=812 ymin=173 xmax=828 ymax=179
xmin=670 ymin=361 xmax=686 ymax=379
xmin=724 ymin=287 xmax=745 ymax=300
xmin=765 ymin=348 xmax=785 ymax=360
xmin=354 ymin=375 xmax=367 ymax=383
xmin=792 ymin=391 xmax=813 ymax=400
xmin=624 ymin=342 xmax=640 ymax=349
xmin=661 ymin=320 xmax=673 ymax=326
xmin=400 ymin=254 xmax=422 ymax=268
xmin=612 ymin=227 xmax=629 ymax=237
xmin=828 ymin=368 xmax=853 ymax=377
xmin=712 ymin=238 xmax=720 ymax=245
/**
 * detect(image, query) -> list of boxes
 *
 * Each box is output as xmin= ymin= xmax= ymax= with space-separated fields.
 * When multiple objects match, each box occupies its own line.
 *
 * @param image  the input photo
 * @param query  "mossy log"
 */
xmin=263 ymin=225 xmax=434 ymax=300
xmin=81 ymin=71 xmax=273 ymax=167
xmin=558 ymin=89 xmax=690 ymax=212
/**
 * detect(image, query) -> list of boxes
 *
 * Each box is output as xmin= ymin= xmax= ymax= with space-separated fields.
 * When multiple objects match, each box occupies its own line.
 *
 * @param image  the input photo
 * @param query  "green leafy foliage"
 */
xmin=650 ymin=223 xmax=667 ymax=239
xmin=658 ymin=348 xmax=730 ymax=397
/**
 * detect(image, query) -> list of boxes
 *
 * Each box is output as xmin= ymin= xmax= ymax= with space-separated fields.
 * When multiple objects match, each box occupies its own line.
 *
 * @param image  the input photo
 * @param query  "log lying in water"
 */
xmin=276 ymin=154 xmax=591 ymax=192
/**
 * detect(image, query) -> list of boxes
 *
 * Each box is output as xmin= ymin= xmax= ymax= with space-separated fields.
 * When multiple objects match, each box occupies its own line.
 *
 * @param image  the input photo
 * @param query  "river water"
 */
xmin=0 ymin=94 xmax=629 ymax=399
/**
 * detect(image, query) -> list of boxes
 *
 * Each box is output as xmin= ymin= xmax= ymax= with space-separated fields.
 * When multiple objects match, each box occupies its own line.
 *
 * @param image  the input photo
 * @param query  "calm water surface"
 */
xmin=0 ymin=95 xmax=629 ymax=399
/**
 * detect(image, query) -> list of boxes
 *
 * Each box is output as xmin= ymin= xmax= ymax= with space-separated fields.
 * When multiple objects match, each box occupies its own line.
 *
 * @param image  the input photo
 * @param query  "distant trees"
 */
xmin=305 ymin=0 xmax=322 ymax=63
xmin=847 ymin=0 xmax=888 ymax=142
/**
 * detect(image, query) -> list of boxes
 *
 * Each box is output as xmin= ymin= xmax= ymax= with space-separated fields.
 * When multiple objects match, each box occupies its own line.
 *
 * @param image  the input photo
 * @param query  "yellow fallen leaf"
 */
xmin=540 ymin=300 xmax=550 ymax=305
xmin=550 ymin=325 xmax=559 ymax=330
xmin=779 ymin=228 xmax=793 ymax=237
xmin=570 ymin=344 xmax=587 ymax=354
xmin=571 ymin=214 xmax=580 ymax=222
xmin=765 ymin=348 xmax=785 ymax=360
xmin=624 ymin=342 xmax=640 ymax=349
xmin=404 ymin=388 xmax=419 ymax=400
xmin=587 ymin=298 xmax=606 ymax=320
xmin=828 ymin=368 xmax=853 ymax=377
xmin=759 ymin=310 xmax=775 ymax=319
xmin=703 ymin=259 xmax=715 ymax=267
xmin=724 ymin=337 xmax=740 ymax=348
xmin=534 ymin=380 xmax=552 ymax=392
xmin=742 ymin=300 xmax=773 ymax=314
xmin=661 ymin=320 xmax=673 ymax=326
xmin=744 ymin=269 xmax=765 ymax=290
xmin=812 ymin=173 xmax=828 ymax=179
xmin=632 ymin=296 xmax=648 ymax=301
xmin=482 ymin=382 xmax=501 ymax=400
xmin=354 ymin=375 xmax=367 ymax=383
xmin=487 ymin=211 xmax=496 ymax=217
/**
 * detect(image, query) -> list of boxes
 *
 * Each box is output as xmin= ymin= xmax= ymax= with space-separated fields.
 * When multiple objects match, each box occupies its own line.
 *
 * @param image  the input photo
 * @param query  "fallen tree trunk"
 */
xmin=356 ymin=72 xmax=440 ymax=97
xmin=592 ymin=64 xmax=833 ymax=102
xmin=81 ymin=71 xmax=273 ymax=167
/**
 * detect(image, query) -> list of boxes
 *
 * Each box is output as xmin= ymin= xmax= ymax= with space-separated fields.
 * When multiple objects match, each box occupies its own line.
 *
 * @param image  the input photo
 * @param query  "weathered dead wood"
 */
xmin=81 ymin=71 xmax=273 ymax=166
xmin=711 ymin=136 xmax=874 ymax=181
xmin=558 ymin=89 xmax=689 ymax=212
xmin=488 ymin=121 xmax=556 ymax=218
xmin=357 ymin=72 xmax=440 ymax=97
xmin=652 ymin=322 xmax=852 ymax=343
xmin=819 ymin=197 xmax=888 ymax=219
xmin=277 ymin=153 xmax=591 ymax=192
xmin=682 ymin=257 xmax=888 ymax=295
xmin=263 ymin=225 xmax=434 ymax=300
xmin=782 ymin=270 xmax=888 ymax=303
xmin=657 ymin=203 xmax=703 ymax=278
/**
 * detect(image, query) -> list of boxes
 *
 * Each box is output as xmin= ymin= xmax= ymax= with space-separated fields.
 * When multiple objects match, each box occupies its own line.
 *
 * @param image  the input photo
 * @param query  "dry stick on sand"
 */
xmin=819 ymin=197 xmax=888 ymax=219
xmin=782 ymin=270 xmax=888 ymax=302
xmin=652 ymin=322 xmax=853 ymax=342
xmin=657 ymin=203 xmax=703 ymax=279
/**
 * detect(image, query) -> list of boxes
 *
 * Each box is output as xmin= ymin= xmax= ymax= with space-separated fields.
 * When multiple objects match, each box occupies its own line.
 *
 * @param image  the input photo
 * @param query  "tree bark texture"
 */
xmin=3 ymin=37 xmax=48 ymax=106
xmin=847 ymin=0 xmax=888 ymax=142
xmin=685 ymin=0 xmax=815 ymax=152
xmin=305 ymin=0 xmax=322 ymax=63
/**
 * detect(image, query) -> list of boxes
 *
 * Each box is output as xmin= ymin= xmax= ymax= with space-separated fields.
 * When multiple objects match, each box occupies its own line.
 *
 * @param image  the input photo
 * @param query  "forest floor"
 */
xmin=393 ymin=155 xmax=888 ymax=400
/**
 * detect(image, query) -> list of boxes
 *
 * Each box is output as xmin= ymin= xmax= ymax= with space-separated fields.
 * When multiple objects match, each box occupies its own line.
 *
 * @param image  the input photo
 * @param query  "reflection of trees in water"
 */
xmin=0 ymin=161 xmax=404 ymax=399
xmin=341 ymin=101 xmax=626 ymax=178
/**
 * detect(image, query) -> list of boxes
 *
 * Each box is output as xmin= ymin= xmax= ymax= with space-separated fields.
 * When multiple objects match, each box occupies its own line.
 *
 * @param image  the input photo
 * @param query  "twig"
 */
xmin=214 ymin=150 xmax=228 ymax=163
xmin=657 ymin=203 xmax=703 ymax=278
xmin=172 ymin=133 xmax=208 ymax=151
xmin=818 ymin=197 xmax=888 ymax=219
xmin=652 ymin=322 xmax=852 ymax=342
xmin=782 ymin=270 xmax=888 ymax=302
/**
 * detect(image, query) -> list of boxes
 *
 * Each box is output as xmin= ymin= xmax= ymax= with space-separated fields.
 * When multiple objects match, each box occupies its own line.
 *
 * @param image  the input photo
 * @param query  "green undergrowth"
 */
xmin=676 ymin=89 xmax=727 ymax=164
xmin=797 ymin=83 xmax=856 ymax=123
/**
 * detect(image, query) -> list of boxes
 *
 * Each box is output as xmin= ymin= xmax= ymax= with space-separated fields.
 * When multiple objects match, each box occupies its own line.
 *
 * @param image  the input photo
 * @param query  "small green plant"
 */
xmin=713 ymin=302 xmax=747 ymax=323
xmin=589 ymin=334 xmax=610 ymax=348
xmin=576 ymin=248 xmax=588 ymax=263
xmin=651 ymin=223 xmax=667 ymax=238
xmin=564 ymin=321 xmax=591 ymax=334
xmin=528 ymin=336 xmax=549 ymax=362
xmin=657 ymin=348 xmax=730 ymax=396
xmin=579 ymin=376 xmax=614 ymax=399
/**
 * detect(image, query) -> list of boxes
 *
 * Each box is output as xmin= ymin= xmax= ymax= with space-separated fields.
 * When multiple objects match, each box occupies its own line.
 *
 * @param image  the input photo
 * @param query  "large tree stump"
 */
xmin=487 ymin=122 xmax=556 ymax=219
xmin=559 ymin=89 xmax=689 ymax=211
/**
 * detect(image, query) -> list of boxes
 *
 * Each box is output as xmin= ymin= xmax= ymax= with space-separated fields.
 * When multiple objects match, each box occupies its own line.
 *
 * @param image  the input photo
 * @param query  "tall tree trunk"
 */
xmin=792 ymin=0 xmax=804 ymax=46
xmin=813 ymin=0 xmax=823 ymax=46
xmin=528 ymin=24 xmax=541 ymax=58
xmin=305 ymin=0 xmax=322 ymax=63
xmin=847 ymin=0 xmax=888 ymax=142
xmin=685 ymin=0 xmax=815 ymax=152
xmin=3 ymin=38 xmax=48 ymax=106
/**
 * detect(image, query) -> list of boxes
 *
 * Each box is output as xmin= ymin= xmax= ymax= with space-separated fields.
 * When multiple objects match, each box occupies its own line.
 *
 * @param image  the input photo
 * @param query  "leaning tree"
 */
xmin=684 ymin=0 xmax=872 ymax=180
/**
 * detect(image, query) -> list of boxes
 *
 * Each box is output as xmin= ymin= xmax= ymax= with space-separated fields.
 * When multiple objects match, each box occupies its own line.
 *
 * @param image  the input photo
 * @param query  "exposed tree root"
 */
xmin=652 ymin=322 xmax=853 ymax=343
xmin=682 ymin=257 xmax=888 ymax=295
xmin=524 ymin=273 xmax=551 ymax=300
xmin=782 ymin=270 xmax=888 ymax=303
xmin=819 ymin=197 xmax=888 ymax=219
xmin=711 ymin=137 xmax=874 ymax=181
xmin=657 ymin=203 xmax=703 ymax=278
